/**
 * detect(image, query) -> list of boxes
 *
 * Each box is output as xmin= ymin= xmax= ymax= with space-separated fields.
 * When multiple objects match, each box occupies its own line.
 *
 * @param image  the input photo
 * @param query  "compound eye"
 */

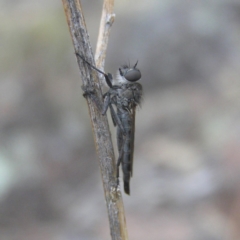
xmin=124 ymin=69 xmax=141 ymax=82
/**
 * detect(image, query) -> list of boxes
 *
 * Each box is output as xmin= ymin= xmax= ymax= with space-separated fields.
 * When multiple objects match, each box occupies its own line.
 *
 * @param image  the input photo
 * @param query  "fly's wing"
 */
xmin=129 ymin=106 xmax=136 ymax=177
xmin=117 ymin=122 xmax=123 ymax=156
xmin=129 ymin=83 xmax=142 ymax=176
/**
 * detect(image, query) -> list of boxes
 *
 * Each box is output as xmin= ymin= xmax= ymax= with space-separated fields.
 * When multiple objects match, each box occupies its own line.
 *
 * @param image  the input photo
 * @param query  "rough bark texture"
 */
xmin=62 ymin=0 xmax=128 ymax=239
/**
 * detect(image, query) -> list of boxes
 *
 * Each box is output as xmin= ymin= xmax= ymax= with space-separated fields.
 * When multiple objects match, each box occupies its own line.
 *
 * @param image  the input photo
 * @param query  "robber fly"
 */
xmin=76 ymin=53 xmax=142 ymax=195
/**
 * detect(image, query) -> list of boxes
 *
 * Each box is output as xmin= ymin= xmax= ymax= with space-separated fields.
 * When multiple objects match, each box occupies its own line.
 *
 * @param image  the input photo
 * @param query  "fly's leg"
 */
xmin=81 ymin=85 xmax=103 ymax=111
xmin=116 ymin=134 xmax=125 ymax=186
xmin=116 ymin=132 xmax=132 ymax=194
xmin=102 ymin=93 xmax=126 ymax=134
xmin=115 ymin=118 xmax=129 ymax=194
xmin=76 ymin=52 xmax=113 ymax=88
xmin=102 ymin=98 xmax=127 ymax=187
xmin=109 ymin=104 xmax=126 ymax=134
xmin=116 ymin=112 xmax=133 ymax=195
xmin=102 ymin=92 xmax=110 ymax=115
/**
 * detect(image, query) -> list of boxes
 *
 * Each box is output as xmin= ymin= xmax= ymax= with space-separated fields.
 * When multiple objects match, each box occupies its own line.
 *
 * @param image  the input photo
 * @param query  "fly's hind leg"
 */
xmin=116 ymin=123 xmax=129 ymax=191
xmin=116 ymin=138 xmax=125 ymax=186
xmin=116 ymin=132 xmax=131 ymax=195
xmin=107 ymin=106 xmax=127 ymax=188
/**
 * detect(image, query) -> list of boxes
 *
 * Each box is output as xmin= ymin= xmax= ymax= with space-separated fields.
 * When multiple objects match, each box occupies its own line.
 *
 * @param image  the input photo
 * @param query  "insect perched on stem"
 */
xmin=77 ymin=53 xmax=142 ymax=195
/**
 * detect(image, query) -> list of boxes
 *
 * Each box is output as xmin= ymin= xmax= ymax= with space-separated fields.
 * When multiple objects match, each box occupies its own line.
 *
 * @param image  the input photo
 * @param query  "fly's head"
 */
xmin=117 ymin=61 xmax=141 ymax=84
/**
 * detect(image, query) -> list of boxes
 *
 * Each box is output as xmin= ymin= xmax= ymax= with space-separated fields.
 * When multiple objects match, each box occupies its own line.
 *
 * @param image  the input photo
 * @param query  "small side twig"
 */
xmin=95 ymin=0 xmax=115 ymax=74
xmin=62 ymin=0 xmax=128 ymax=240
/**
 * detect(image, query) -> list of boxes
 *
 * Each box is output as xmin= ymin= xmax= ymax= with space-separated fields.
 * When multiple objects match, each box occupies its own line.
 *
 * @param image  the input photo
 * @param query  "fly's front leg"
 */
xmin=109 ymin=104 xmax=126 ymax=134
xmin=81 ymin=85 xmax=103 ymax=111
xmin=102 ymin=92 xmax=110 ymax=115
xmin=76 ymin=52 xmax=113 ymax=88
xmin=102 ymin=93 xmax=126 ymax=134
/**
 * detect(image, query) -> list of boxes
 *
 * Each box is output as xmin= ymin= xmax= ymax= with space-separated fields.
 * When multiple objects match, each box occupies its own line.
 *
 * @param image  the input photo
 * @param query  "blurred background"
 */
xmin=1 ymin=0 xmax=240 ymax=239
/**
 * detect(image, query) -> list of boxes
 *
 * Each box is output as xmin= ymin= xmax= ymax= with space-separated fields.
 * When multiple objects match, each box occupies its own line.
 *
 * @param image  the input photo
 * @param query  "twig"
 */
xmin=95 ymin=0 xmax=115 ymax=75
xmin=62 ymin=0 xmax=128 ymax=239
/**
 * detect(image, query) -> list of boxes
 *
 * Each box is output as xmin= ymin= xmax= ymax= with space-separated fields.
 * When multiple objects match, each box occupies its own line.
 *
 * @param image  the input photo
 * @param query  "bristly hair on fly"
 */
xmin=116 ymin=68 xmax=129 ymax=84
xmin=122 ymin=58 xmax=131 ymax=69
xmin=121 ymin=64 xmax=130 ymax=69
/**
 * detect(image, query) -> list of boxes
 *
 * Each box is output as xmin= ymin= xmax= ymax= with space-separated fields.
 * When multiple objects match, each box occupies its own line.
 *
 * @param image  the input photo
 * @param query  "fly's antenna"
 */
xmin=128 ymin=58 xmax=130 ymax=68
xmin=133 ymin=60 xmax=138 ymax=68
